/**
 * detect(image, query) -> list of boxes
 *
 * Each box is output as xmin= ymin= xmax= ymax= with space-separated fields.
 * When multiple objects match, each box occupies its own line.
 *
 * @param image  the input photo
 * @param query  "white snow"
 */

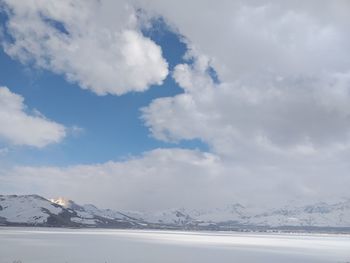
xmin=0 ymin=228 xmax=349 ymax=263
xmin=0 ymin=195 xmax=62 ymax=224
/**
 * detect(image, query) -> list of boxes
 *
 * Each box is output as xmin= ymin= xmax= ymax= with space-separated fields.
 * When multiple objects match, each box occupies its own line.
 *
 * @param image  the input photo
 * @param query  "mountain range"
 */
xmin=1 ymin=194 xmax=350 ymax=232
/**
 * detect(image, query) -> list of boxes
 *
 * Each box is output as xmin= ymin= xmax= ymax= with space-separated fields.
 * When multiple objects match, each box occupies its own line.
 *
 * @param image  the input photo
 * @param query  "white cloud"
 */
xmin=0 ymin=87 xmax=66 ymax=147
xmin=137 ymin=1 xmax=350 ymax=157
xmin=143 ymin=59 xmax=350 ymax=156
xmin=1 ymin=148 xmax=350 ymax=211
xmin=1 ymin=0 xmax=168 ymax=95
xmin=137 ymin=1 xmax=350 ymax=207
xmin=140 ymin=55 xmax=350 ymax=209
xmin=0 ymin=149 xmax=222 ymax=211
xmin=140 ymin=1 xmax=350 ymax=81
xmin=140 ymin=2 xmax=350 ymax=152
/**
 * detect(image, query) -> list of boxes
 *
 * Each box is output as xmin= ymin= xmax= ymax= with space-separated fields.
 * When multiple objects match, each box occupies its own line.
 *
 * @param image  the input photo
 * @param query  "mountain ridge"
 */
xmin=1 ymin=194 xmax=350 ymax=232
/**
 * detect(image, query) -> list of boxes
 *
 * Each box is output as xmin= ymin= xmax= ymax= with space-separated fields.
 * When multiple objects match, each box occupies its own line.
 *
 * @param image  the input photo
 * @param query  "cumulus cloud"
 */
xmin=138 ymin=1 xmax=350 ymax=207
xmin=143 ymin=58 xmax=350 ymax=156
xmin=1 ymin=0 xmax=168 ymax=95
xmin=140 ymin=1 xmax=350 ymax=154
xmin=140 ymin=53 xmax=350 ymax=208
xmin=140 ymin=0 xmax=350 ymax=81
xmin=0 ymin=87 xmax=66 ymax=147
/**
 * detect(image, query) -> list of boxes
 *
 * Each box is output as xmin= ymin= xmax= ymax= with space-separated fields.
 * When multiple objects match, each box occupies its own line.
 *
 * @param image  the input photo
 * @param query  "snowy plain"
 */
xmin=0 ymin=227 xmax=349 ymax=263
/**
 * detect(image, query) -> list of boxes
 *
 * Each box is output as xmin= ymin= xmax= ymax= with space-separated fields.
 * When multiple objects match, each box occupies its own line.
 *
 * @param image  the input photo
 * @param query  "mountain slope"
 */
xmin=249 ymin=201 xmax=350 ymax=228
xmin=0 ymin=195 xmax=78 ymax=226
xmin=0 ymin=195 xmax=142 ymax=228
xmin=50 ymin=197 xmax=145 ymax=226
xmin=0 ymin=195 xmax=62 ymax=225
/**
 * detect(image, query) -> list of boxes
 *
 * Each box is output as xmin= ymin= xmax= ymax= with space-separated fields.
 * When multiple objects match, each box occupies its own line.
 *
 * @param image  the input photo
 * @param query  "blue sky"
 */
xmin=0 ymin=15 xmax=207 ymax=167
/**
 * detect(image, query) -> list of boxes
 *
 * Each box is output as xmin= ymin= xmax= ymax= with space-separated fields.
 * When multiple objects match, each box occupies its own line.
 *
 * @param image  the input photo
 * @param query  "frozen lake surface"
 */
xmin=0 ymin=227 xmax=350 ymax=263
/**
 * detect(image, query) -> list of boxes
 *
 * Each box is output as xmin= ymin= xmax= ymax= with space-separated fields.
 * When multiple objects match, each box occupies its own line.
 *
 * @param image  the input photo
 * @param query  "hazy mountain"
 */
xmin=1 ymin=194 xmax=350 ymax=232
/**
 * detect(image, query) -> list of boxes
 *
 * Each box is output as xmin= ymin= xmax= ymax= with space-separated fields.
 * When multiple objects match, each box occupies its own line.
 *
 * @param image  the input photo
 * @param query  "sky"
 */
xmin=1 ymin=0 xmax=350 ymax=211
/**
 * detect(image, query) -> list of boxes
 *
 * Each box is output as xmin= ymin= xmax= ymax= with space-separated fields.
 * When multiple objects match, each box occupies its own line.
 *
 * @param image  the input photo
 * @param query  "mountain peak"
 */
xmin=50 ymin=197 xmax=73 ymax=208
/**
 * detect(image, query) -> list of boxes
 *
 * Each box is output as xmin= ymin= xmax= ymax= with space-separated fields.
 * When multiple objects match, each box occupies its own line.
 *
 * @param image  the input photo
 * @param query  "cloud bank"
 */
xmin=2 ymin=147 xmax=350 ymax=211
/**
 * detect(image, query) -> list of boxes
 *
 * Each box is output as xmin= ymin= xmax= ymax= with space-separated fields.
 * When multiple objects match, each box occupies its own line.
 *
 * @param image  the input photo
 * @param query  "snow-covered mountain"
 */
xmin=1 ymin=194 xmax=350 ymax=231
xmin=172 ymin=200 xmax=350 ymax=229
xmin=0 ymin=195 xmax=142 ymax=228
xmin=249 ymin=201 xmax=350 ymax=228
xmin=50 ymin=197 xmax=146 ymax=226
xmin=190 ymin=203 xmax=251 ymax=223
xmin=140 ymin=208 xmax=195 ymax=226
xmin=0 ymin=195 xmax=64 ymax=225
